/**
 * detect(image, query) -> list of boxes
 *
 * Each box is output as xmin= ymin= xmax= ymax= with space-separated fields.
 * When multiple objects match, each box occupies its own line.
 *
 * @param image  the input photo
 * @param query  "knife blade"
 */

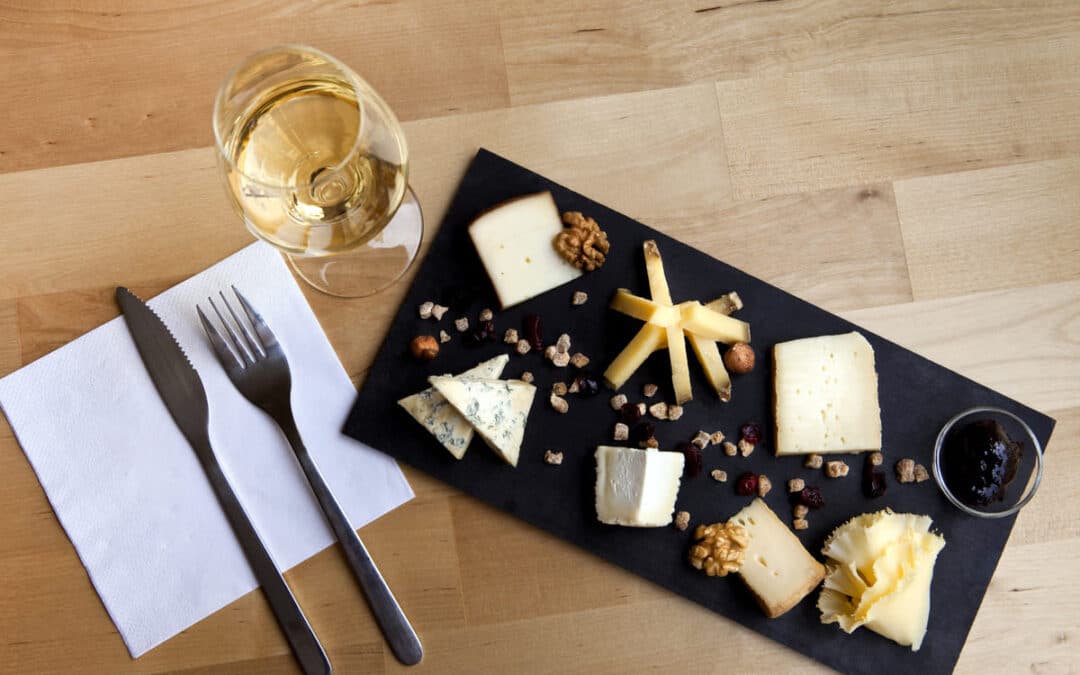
xmin=116 ymin=287 xmax=331 ymax=675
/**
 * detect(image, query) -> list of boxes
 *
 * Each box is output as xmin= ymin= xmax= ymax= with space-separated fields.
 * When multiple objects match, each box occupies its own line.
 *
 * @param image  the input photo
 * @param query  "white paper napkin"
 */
xmin=0 ymin=242 xmax=414 ymax=658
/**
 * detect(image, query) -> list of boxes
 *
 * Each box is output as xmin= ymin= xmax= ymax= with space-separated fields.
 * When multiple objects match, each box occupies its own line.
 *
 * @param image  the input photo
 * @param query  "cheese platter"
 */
xmin=345 ymin=149 xmax=1054 ymax=674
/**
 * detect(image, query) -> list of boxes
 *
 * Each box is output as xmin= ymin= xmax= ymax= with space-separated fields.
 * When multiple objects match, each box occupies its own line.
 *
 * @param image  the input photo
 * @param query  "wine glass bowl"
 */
xmin=213 ymin=45 xmax=422 ymax=297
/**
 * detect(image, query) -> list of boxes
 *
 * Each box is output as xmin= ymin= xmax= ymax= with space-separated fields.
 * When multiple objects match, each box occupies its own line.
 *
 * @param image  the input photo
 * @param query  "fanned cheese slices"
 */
xmin=818 ymin=510 xmax=946 ymax=651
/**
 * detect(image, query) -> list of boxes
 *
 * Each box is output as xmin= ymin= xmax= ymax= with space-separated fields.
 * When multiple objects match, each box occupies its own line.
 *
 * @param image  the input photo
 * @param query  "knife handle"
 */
xmin=196 ymin=435 xmax=331 ymax=675
xmin=276 ymin=412 xmax=423 ymax=666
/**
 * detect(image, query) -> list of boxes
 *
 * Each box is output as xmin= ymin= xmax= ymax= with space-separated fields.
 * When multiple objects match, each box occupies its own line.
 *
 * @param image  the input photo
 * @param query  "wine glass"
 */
xmin=213 ymin=45 xmax=422 ymax=297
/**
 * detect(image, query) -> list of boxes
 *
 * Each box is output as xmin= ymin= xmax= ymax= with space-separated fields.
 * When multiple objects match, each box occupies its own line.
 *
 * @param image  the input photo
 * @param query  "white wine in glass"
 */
xmin=214 ymin=45 xmax=422 ymax=297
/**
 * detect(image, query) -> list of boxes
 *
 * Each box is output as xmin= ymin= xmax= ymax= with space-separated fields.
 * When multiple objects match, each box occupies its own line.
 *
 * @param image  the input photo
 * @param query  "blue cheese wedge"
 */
xmin=397 ymin=354 xmax=509 ymax=459
xmin=468 ymin=192 xmax=583 ymax=308
xmin=428 ymin=375 xmax=536 ymax=467
xmin=594 ymin=445 xmax=684 ymax=527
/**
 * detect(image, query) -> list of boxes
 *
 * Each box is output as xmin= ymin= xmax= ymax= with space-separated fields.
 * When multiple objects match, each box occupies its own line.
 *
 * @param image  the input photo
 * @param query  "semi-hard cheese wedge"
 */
xmin=468 ymin=192 xmax=583 ymax=308
xmin=773 ymin=332 xmax=882 ymax=455
xmin=730 ymin=498 xmax=826 ymax=618
xmin=397 ymin=354 xmax=510 ymax=459
xmin=429 ymin=375 xmax=535 ymax=467
xmin=595 ymin=445 xmax=684 ymax=527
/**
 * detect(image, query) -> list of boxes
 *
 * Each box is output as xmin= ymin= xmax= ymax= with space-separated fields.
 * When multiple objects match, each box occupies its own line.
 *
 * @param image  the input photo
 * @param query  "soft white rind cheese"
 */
xmin=468 ymin=192 xmax=584 ymax=308
xmin=594 ymin=445 xmax=684 ymax=527
xmin=397 ymin=355 xmax=509 ymax=459
xmin=773 ymin=332 xmax=882 ymax=455
xmin=429 ymin=375 xmax=535 ymax=467
xmin=731 ymin=498 xmax=826 ymax=618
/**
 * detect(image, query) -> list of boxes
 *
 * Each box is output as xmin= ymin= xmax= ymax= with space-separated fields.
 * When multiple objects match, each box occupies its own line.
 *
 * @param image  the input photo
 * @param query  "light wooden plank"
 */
xmin=450 ymin=495 xmax=644 ymax=625
xmin=895 ymin=158 xmax=1080 ymax=300
xmin=499 ymin=0 xmax=1080 ymax=106
xmin=0 ymin=0 xmax=508 ymax=172
xmin=715 ymin=36 xmax=1080 ymax=199
xmin=958 ymin=537 xmax=1080 ymax=674
xmin=841 ymin=279 xmax=1080 ymax=414
xmin=0 ymin=300 xmax=19 ymax=374
xmin=683 ymin=183 xmax=912 ymax=312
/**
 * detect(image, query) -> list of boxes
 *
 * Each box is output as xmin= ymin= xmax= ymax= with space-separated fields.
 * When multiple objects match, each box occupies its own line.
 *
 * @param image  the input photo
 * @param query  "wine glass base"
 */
xmin=286 ymin=187 xmax=424 ymax=298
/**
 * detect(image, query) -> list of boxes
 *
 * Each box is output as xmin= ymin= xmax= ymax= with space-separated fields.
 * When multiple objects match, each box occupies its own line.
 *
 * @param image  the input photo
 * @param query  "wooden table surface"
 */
xmin=2 ymin=2 xmax=1078 ymax=673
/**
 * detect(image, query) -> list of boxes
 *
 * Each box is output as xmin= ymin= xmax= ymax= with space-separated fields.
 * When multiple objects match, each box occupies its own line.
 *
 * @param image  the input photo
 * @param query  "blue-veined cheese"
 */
xmin=397 ymin=354 xmax=509 ymax=459
xmin=594 ymin=445 xmax=684 ymax=527
xmin=428 ymin=375 xmax=536 ymax=467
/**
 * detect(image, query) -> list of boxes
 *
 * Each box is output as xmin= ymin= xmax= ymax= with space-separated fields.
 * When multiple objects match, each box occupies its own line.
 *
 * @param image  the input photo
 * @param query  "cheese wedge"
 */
xmin=730 ymin=498 xmax=825 ymax=618
xmin=468 ymin=192 xmax=583 ymax=308
xmin=429 ymin=375 xmax=535 ymax=467
xmin=773 ymin=332 xmax=882 ymax=455
xmin=594 ymin=445 xmax=684 ymax=527
xmin=397 ymin=355 xmax=509 ymax=459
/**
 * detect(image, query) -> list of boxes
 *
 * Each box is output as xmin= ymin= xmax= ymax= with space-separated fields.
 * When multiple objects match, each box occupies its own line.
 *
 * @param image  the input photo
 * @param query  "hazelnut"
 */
xmin=723 ymin=342 xmax=755 ymax=375
xmin=409 ymin=335 xmax=439 ymax=361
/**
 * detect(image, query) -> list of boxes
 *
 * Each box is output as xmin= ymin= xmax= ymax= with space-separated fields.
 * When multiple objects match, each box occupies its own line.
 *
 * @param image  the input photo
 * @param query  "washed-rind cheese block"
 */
xmin=397 ymin=355 xmax=509 ymax=459
xmin=773 ymin=332 xmax=882 ymax=455
xmin=468 ymin=191 xmax=583 ymax=308
xmin=818 ymin=510 xmax=945 ymax=651
xmin=429 ymin=375 xmax=535 ymax=467
xmin=730 ymin=498 xmax=825 ymax=618
xmin=595 ymin=445 xmax=684 ymax=527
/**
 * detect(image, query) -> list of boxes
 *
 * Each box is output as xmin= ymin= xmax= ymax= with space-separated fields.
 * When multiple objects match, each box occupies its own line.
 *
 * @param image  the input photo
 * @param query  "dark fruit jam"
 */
xmin=942 ymin=419 xmax=1023 ymax=507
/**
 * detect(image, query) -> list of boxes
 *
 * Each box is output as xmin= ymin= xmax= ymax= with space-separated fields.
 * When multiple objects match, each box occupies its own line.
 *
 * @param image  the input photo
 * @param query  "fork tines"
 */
xmin=197 ymin=286 xmax=278 ymax=371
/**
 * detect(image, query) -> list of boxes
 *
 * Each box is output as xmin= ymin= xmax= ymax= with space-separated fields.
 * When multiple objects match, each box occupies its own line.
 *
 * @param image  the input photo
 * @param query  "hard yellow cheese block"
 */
xmin=773 ymin=332 xmax=882 ymax=455
xmin=730 ymin=498 xmax=825 ymax=618
xmin=468 ymin=192 xmax=583 ymax=308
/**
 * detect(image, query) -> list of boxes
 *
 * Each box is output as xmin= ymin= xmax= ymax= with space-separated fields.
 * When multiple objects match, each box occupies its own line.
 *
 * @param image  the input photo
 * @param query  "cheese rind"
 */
xmin=595 ymin=445 xmax=684 ymax=527
xmin=730 ymin=498 xmax=825 ymax=618
xmin=468 ymin=192 xmax=583 ymax=308
xmin=397 ymin=355 xmax=510 ymax=459
xmin=773 ymin=332 xmax=882 ymax=455
xmin=429 ymin=375 xmax=535 ymax=466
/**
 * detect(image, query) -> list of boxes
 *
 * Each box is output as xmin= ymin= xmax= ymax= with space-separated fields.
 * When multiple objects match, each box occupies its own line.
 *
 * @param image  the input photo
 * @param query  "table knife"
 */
xmin=115 ymin=287 xmax=331 ymax=675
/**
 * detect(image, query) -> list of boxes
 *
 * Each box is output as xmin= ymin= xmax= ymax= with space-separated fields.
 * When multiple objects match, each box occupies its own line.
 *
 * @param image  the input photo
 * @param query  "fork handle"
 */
xmin=276 ymin=412 xmax=423 ymax=666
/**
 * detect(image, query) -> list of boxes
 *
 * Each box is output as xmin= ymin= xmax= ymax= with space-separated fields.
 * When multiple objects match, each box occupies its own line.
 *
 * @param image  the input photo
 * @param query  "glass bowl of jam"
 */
xmin=933 ymin=407 xmax=1044 ymax=519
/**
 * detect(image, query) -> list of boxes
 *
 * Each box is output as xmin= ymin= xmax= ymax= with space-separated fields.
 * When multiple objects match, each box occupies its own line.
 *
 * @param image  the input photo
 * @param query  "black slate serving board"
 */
xmin=345 ymin=149 xmax=1056 ymax=674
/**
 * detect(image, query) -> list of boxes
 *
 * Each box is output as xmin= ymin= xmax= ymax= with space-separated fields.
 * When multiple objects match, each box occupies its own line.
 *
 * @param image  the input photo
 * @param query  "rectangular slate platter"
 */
xmin=345 ymin=149 xmax=1056 ymax=674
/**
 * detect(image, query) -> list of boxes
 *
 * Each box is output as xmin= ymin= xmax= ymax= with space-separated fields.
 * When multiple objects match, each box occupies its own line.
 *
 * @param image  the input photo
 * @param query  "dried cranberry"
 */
xmin=573 ymin=373 xmax=600 ymax=397
xmin=620 ymin=402 xmax=643 ymax=425
xmin=522 ymin=314 xmax=543 ymax=351
xmin=735 ymin=472 xmax=758 ymax=496
xmin=739 ymin=422 xmax=763 ymax=445
xmin=863 ymin=455 xmax=888 ymax=498
xmin=629 ymin=421 xmax=655 ymax=446
xmin=677 ymin=442 xmax=703 ymax=478
xmin=478 ymin=320 xmax=498 ymax=342
xmin=798 ymin=486 xmax=826 ymax=510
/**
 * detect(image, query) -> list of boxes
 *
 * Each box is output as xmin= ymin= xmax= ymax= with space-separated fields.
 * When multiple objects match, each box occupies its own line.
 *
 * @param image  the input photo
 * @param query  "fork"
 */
xmin=197 ymin=287 xmax=423 ymax=667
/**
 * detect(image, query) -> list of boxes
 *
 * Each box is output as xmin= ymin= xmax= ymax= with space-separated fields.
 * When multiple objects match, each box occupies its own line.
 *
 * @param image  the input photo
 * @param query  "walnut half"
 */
xmin=554 ymin=212 xmax=611 ymax=271
xmin=688 ymin=521 xmax=749 ymax=577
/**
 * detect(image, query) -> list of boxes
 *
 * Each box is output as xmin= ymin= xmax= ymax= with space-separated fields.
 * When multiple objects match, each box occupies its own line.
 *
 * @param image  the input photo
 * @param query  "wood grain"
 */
xmin=716 ymin=36 xmax=1080 ymax=199
xmin=1 ymin=2 xmax=1078 ymax=673
xmin=895 ymin=158 xmax=1080 ymax=300
xmin=499 ymin=0 xmax=1080 ymax=106
xmin=0 ymin=0 xmax=508 ymax=173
